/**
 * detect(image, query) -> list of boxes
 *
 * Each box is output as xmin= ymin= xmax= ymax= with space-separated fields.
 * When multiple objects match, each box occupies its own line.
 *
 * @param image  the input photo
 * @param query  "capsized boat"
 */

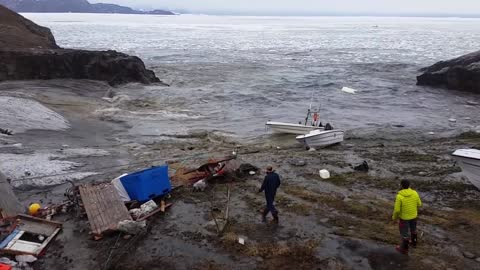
xmin=296 ymin=129 xmax=344 ymax=148
xmin=452 ymin=149 xmax=480 ymax=189
xmin=265 ymin=121 xmax=324 ymax=135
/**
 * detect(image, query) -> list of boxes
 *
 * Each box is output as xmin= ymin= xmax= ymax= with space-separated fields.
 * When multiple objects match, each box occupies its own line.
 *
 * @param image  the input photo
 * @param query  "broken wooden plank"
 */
xmin=79 ymin=183 xmax=132 ymax=236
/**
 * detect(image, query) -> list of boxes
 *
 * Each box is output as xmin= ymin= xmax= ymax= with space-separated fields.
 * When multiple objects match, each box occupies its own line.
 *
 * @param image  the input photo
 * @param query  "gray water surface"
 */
xmin=23 ymin=14 xmax=480 ymax=140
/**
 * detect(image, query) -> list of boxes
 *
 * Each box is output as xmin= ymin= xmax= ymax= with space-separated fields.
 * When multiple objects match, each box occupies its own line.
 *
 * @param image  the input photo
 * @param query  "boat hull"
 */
xmin=266 ymin=121 xmax=322 ymax=135
xmin=296 ymin=130 xmax=344 ymax=148
xmin=452 ymin=149 xmax=480 ymax=189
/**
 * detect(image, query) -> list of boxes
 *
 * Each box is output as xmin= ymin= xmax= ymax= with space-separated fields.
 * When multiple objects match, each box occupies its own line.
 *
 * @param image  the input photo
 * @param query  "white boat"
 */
xmin=266 ymin=121 xmax=324 ymax=135
xmin=296 ymin=129 xmax=344 ymax=148
xmin=452 ymin=149 xmax=480 ymax=189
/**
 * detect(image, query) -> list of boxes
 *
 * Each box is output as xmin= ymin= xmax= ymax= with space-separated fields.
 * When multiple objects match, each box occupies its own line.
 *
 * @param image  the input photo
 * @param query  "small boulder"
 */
xmin=354 ymin=161 xmax=369 ymax=172
xmin=463 ymin=251 xmax=476 ymax=259
xmin=288 ymin=159 xmax=307 ymax=167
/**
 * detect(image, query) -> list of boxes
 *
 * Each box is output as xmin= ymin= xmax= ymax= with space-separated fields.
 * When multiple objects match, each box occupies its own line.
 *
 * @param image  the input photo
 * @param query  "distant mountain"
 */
xmin=0 ymin=0 xmax=174 ymax=15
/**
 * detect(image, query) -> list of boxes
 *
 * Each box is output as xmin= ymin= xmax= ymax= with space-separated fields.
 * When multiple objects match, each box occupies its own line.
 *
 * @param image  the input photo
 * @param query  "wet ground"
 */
xmin=1 ymin=81 xmax=480 ymax=270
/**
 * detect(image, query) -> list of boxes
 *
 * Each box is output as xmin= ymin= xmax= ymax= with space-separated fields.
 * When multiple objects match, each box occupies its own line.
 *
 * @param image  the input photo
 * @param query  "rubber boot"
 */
xmin=261 ymin=209 xmax=268 ymax=223
xmin=396 ymin=239 xmax=410 ymax=255
xmin=410 ymin=233 xmax=417 ymax=248
xmin=272 ymin=212 xmax=279 ymax=224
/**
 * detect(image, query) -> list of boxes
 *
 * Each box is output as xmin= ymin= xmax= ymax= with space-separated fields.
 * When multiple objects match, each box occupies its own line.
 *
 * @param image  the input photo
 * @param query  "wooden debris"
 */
xmin=0 ymin=214 xmax=62 ymax=257
xmin=79 ymin=183 xmax=132 ymax=238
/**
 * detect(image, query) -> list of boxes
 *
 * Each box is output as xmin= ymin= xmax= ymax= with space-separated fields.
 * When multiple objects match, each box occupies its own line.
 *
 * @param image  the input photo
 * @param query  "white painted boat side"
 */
xmin=296 ymin=130 xmax=344 ymax=147
xmin=452 ymin=149 xmax=480 ymax=189
xmin=266 ymin=121 xmax=323 ymax=135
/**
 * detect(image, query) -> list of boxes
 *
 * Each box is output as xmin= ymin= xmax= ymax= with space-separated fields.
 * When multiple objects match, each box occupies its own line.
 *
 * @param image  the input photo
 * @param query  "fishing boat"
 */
xmin=296 ymin=128 xmax=344 ymax=148
xmin=452 ymin=149 xmax=480 ymax=189
xmin=265 ymin=121 xmax=323 ymax=135
xmin=266 ymin=107 xmax=324 ymax=135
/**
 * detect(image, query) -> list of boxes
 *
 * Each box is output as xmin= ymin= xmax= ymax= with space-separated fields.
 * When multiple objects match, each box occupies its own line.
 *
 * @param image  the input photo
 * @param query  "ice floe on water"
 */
xmin=0 ymin=96 xmax=70 ymax=133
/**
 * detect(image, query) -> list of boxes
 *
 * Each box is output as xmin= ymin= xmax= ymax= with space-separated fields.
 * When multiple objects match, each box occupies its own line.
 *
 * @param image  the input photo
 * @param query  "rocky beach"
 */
xmin=1 ymin=5 xmax=480 ymax=270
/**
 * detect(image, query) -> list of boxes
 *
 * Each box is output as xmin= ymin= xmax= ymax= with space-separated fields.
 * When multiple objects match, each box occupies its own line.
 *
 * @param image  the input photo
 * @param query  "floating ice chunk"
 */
xmin=340 ymin=87 xmax=357 ymax=94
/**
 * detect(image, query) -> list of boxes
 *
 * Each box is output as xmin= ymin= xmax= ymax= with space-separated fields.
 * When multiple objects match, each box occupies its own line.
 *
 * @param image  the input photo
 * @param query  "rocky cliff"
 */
xmin=0 ymin=4 xmax=58 ymax=49
xmin=0 ymin=5 xmax=162 ymax=86
xmin=417 ymin=50 xmax=480 ymax=94
xmin=0 ymin=0 xmax=174 ymax=14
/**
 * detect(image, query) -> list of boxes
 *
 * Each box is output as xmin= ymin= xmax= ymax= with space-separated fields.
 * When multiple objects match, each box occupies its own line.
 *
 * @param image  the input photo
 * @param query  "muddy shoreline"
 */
xmin=1 ymin=80 xmax=479 ymax=270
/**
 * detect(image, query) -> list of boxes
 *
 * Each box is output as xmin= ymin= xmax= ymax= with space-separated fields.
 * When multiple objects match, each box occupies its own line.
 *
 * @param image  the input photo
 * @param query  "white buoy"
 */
xmin=319 ymin=169 xmax=330 ymax=179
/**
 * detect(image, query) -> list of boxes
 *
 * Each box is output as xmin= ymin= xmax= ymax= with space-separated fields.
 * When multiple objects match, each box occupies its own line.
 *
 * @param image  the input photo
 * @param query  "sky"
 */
xmin=90 ymin=0 xmax=480 ymax=16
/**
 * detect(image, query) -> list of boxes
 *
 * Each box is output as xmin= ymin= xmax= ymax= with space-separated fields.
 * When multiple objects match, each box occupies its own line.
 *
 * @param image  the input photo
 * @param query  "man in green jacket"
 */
xmin=392 ymin=180 xmax=422 ymax=254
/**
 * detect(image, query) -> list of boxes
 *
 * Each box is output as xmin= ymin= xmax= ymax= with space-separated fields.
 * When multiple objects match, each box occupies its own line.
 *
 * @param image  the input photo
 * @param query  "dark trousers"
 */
xmin=263 ymin=196 xmax=278 ymax=217
xmin=399 ymin=218 xmax=417 ymax=239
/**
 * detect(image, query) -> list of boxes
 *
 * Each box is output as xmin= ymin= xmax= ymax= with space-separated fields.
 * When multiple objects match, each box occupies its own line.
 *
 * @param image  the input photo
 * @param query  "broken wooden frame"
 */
xmin=0 ymin=214 xmax=62 ymax=257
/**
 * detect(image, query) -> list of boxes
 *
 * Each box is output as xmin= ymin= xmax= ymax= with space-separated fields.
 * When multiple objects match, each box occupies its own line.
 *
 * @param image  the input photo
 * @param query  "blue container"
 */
xmin=120 ymin=165 xmax=171 ymax=202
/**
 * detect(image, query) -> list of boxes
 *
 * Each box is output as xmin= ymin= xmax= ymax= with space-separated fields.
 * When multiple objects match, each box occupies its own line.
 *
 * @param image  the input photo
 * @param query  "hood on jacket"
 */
xmin=398 ymin=188 xmax=416 ymax=197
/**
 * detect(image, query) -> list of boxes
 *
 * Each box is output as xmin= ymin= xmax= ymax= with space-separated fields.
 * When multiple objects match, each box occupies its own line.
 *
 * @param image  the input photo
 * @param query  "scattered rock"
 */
xmin=117 ymin=220 xmax=146 ymax=235
xmin=418 ymin=171 xmax=428 ymax=176
xmin=123 ymin=234 xmax=132 ymax=240
xmin=320 ymin=218 xmax=329 ymax=223
xmin=288 ymin=159 xmax=307 ymax=167
xmin=0 ymin=128 xmax=13 ymax=135
xmin=15 ymin=255 xmax=37 ymax=263
xmin=428 ymin=132 xmax=435 ymax=135
xmin=187 ymin=146 xmax=195 ymax=150
xmin=464 ymin=117 xmax=471 ymax=120
xmin=353 ymin=161 xmax=369 ymax=172
xmin=463 ymin=251 xmax=475 ymax=259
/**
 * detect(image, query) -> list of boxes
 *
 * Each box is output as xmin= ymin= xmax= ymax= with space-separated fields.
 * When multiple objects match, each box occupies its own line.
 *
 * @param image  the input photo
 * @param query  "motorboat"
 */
xmin=452 ymin=149 xmax=480 ymax=189
xmin=266 ymin=107 xmax=324 ymax=135
xmin=296 ymin=129 xmax=344 ymax=148
xmin=265 ymin=121 xmax=323 ymax=135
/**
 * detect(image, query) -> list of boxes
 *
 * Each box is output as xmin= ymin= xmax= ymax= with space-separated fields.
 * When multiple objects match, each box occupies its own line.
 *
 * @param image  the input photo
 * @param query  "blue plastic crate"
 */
xmin=120 ymin=165 xmax=171 ymax=202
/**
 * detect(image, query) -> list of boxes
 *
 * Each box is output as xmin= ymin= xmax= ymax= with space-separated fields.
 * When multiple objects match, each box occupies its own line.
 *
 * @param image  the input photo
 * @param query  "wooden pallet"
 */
xmin=79 ymin=183 xmax=132 ymax=238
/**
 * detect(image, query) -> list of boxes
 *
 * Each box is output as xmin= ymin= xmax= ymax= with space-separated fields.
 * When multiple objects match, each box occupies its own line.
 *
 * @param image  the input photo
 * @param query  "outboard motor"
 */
xmin=325 ymin=123 xmax=333 ymax=130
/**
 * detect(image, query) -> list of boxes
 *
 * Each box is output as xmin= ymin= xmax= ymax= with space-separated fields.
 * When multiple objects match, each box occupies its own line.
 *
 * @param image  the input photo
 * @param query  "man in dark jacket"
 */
xmin=259 ymin=166 xmax=281 ymax=223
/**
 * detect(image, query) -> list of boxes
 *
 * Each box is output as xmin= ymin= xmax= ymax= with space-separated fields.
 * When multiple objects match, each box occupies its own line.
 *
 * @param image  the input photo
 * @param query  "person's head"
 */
xmin=400 ymin=180 xmax=410 ymax=190
xmin=266 ymin=166 xmax=273 ymax=173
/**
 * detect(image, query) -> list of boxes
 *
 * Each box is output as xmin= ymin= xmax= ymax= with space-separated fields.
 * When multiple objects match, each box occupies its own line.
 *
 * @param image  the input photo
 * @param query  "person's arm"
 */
xmin=417 ymin=192 xmax=422 ymax=208
xmin=392 ymin=195 xmax=401 ymax=221
xmin=259 ymin=177 xmax=267 ymax=193
xmin=276 ymin=175 xmax=281 ymax=189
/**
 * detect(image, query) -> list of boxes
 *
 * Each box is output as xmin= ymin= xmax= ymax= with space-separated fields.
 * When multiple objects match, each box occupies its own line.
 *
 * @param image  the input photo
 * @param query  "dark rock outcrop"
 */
xmin=0 ymin=0 xmax=174 ymax=15
xmin=0 ymin=49 xmax=160 ymax=86
xmin=0 ymin=4 xmax=58 ymax=49
xmin=0 ymin=5 xmax=162 ymax=86
xmin=417 ymin=50 xmax=480 ymax=93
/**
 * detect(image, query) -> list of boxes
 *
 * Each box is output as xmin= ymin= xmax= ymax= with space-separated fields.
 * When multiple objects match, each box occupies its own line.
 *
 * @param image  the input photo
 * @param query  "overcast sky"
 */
xmin=90 ymin=0 xmax=480 ymax=15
